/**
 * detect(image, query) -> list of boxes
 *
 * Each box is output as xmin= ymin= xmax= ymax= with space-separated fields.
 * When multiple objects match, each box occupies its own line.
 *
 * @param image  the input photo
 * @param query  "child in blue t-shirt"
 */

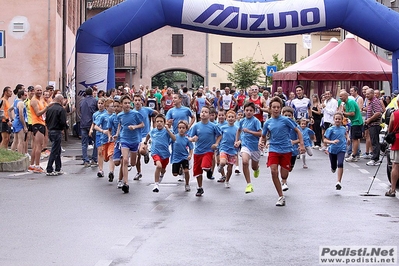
xmin=171 ymin=120 xmax=194 ymax=192
xmin=324 ymin=112 xmax=350 ymax=190
xmin=298 ymin=118 xmax=316 ymax=169
xmin=188 ymin=106 xmax=222 ymax=197
xmin=142 ymin=114 xmax=176 ymax=193
xmin=219 ymin=110 xmax=239 ymax=188
xmin=89 ymin=98 xmax=106 ymax=176
xmin=234 ymin=102 xmax=262 ymax=194
xmin=260 ymin=97 xmax=305 ymax=207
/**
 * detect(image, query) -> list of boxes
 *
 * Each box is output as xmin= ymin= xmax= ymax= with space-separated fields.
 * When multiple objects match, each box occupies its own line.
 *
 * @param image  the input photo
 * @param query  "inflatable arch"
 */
xmin=76 ymin=0 xmax=399 ymax=99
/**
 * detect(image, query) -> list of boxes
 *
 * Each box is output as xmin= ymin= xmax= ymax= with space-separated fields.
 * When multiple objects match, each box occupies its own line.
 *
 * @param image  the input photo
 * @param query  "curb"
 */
xmin=0 ymin=156 xmax=29 ymax=172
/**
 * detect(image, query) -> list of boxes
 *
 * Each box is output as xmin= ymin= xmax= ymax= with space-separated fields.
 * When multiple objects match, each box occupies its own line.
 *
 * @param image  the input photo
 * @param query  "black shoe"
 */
xmin=108 ymin=172 xmax=114 ymax=182
xmin=97 ymin=171 xmax=104 ymax=178
xmin=196 ymin=188 xmax=204 ymax=197
xmin=122 ymin=184 xmax=129 ymax=193
xmin=206 ymin=170 xmax=214 ymax=180
xmin=144 ymin=153 xmax=150 ymax=164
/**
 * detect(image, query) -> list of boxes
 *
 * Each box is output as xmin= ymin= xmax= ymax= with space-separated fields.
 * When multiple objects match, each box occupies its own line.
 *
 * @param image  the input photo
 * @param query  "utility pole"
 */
xmin=62 ymin=0 xmax=67 ymax=93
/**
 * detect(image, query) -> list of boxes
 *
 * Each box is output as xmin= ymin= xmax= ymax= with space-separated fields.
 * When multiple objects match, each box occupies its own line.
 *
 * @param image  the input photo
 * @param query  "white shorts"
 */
xmin=390 ymin=150 xmax=399 ymax=164
xmin=240 ymin=146 xmax=261 ymax=162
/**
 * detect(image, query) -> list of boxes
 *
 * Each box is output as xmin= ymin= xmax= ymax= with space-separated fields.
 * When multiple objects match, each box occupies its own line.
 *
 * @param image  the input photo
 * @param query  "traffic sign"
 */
xmin=266 ymin=65 xmax=277 ymax=77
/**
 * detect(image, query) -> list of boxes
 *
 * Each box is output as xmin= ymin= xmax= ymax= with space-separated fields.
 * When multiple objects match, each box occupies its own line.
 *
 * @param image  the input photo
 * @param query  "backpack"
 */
xmin=182 ymin=94 xmax=190 ymax=107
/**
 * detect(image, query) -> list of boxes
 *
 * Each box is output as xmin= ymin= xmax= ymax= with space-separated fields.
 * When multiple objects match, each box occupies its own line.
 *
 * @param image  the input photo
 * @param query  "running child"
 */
xmin=234 ymin=102 xmax=262 ymax=194
xmin=216 ymin=109 xmax=228 ymax=182
xmin=170 ymin=120 xmax=194 ymax=192
xmin=233 ymin=109 xmax=244 ymax=174
xmin=89 ymin=97 xmax=106 ymax=176
xmin=298 ymin=118 xmax=316 ymax=169
xmin=218 ymin=110 xmax=238 ymax=188
xmin=323 ymin=112 xmax=350 ymax=190
xmin=116 ymin=95 xmax=144 ymax=193
xmin=141 ymin=114 xmax=176 ymax=193
xmin=259 ymin=97 xmax=305 ymax=206
xmin=108 ymin=99 xmax=124 ymax=187
xmin=188 ymin=106 xmax=222 ymax=196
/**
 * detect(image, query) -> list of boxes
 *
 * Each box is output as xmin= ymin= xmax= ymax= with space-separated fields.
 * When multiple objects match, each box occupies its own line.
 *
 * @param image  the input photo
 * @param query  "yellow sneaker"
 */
xmin=254 ymin=169 xmax=260 ymax=178
xmin=245 ymin=183 xmax=254 ymax=194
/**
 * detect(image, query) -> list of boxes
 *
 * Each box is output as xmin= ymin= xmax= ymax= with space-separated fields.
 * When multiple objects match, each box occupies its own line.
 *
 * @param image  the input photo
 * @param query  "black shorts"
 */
xmin=350 ymin=125 xmax=363 ymax=140
xmin=172 ymin=160 xmax=189 ymax=174
xmin=323 ymin=122 xmax=332 ymax=130
xmin=32 ymin=124 xmax=46 ymax=136
xmin=0 ymin=121 xmax=11 ymax=134
xmin=27 ymin=124 xmax=33 ymax=132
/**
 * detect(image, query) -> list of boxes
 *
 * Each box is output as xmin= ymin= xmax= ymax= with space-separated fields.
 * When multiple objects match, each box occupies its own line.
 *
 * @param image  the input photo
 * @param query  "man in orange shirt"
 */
xmin=0 ymin=86 xmax=13 ymax=149
xmin=29 ymin=85 xmax=50 ymax=173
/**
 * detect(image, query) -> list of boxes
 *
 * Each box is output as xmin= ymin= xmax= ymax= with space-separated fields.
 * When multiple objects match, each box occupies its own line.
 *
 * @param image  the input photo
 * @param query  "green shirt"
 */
xmin=344 ymin=98 xmax=363 ymax=126
xmin=154 ymin=92 xmax=162 ymax=103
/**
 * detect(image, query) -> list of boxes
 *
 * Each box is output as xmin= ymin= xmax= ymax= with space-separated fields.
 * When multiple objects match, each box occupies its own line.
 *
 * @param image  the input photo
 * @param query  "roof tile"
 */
xmin=92 ymin=0 xmax=125 ymax=9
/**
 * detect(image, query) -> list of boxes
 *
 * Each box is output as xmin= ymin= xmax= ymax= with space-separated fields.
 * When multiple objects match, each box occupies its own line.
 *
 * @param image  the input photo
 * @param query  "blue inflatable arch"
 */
xmin=76 ymin=0 xmax=399 ymax=98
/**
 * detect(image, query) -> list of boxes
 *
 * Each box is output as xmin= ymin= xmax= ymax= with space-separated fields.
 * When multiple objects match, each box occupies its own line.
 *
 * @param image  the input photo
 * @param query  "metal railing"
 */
xmin=114 ymin=52 xmax=138 ymax=69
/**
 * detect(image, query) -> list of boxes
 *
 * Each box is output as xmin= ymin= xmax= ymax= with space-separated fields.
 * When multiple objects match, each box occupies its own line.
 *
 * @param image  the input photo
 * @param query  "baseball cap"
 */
xmin=392 ymin=90 xmax=399 ymax=96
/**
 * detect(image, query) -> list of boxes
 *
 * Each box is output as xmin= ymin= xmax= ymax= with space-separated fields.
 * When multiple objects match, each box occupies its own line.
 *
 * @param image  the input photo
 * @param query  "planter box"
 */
xmin=0 ymin=156 xmax=29 ymax=172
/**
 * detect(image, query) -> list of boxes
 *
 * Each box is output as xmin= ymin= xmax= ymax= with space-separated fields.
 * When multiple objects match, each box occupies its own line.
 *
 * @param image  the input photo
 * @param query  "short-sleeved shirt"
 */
xmin=96 ymin=111 xmax=111 ymax=145
xmin=117 ymin=110 xmax=143 ymax=144
xmin=219 ymin=123 xmax=239 ymax=155
xmin=166 ymin=106 xmax=193 ymax=133
xmin=136 ymin=107 xmax=155 ymax=138
xmin=107 ymin=113 xmax=119 ymax=140
xmin=289 ymin=128 xmax=299 ymax=156
xmin=291 ymin=97 xmax=311 ymax=120
xmin=171 ymin=134 xmax=193 ymax=163
xmin=366 ymin=97 xmax=383 ymax=126
xmin=262 ymin=115 xmax=299 ymax=153
xmin=324 ymin=126 xmax=347 ymax=154
xmin=149 ymin=127 xmax=173 ymax=159
xmin=188 ymin=121 xmax=221 ymax=154
xmin=299 ymin=127 xmax=315 ymax=148
xmin=344 ymin=98 xmax=363 ymax=126
xmin=238 ymin=116 xmax=261 ymax=151
xmin=93 ymin=109 xmax=106 ymax=139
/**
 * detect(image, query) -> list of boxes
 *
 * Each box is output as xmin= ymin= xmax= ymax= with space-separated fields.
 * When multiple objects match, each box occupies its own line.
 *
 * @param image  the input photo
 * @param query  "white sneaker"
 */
xmin=153 ymin=184 xmax=159 ymax=193
xmin=345 ymin=155 xmax=358 ymax=162
xmin=276 ymin=196 xmax=286 ymax=206
xmin=88 ymin=145 xmax=93 ymax=150
xmin=61 ymin=147 xmax=65 ymax=152
xmin=185 ymin=184 xmax=191 ymax=192
xmin=313 ymin=145 xmax=320 ymax=149
xmin=366 ymin=160 xmax=380 ymax=166
xmin=225 ymin=182 xmax=230 ymax=188
xmin=282 ymin=183 xmax=289 ymax=191
xmin=117 ymin=180 xmax=123 ymax=189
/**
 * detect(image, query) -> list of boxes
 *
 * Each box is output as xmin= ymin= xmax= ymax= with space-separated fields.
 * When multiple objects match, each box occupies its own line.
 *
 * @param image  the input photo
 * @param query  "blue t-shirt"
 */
xmin=289 ymin=128 xmax=299 ymax=156
xmin=171 ymin=134 xmax=193 ymax=163
xmin=188 ymin=121 xmax=221 ymax=154
xmin=107 ymin=113 xmax=119 ymax=141
xmin=136 ymin=107 xmax=154 ymax=138
xmin=96 ymin=112 xmax=112 ymax=145
xmin=219 ymin=123 xmax=239 ymax=155
xmin=93 ymin=109 xmax=106 ymax=138
xmin=238 ymin=116 xmax=261 ymax=151
xmin=166 ymin=106 xmax=193 ymax=133
xmin=117 ymin=110 xmax=143 ymax=144
xmin=324 ymin=126 xmax=347 ymax=154
xmin=262 ymin=115 xmax=299 ymax=153
xmin=149 ymin=127 xmax=173 ymax=159
xmin=299 ymin=127 xmax=315 ymax=148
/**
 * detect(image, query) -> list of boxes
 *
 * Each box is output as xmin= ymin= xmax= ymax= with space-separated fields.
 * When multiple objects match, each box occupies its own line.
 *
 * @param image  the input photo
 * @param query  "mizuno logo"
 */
xmin=193 ymin=4 xmax=321 ymax=31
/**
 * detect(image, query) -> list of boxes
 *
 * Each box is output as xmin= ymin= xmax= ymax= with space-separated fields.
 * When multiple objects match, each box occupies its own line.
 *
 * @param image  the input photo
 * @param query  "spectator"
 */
xmin=80 ymin=87 xmax=98 ymax=167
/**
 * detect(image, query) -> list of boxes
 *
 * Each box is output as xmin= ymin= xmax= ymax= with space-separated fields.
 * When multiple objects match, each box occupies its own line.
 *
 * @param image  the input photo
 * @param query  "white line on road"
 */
xmin=94 ymin=260 xmax=112 ymax=266
xmin=379 ymin=183 xmax=389 ymax=189
xmin=111 ymin=237 xmax=135 ymax=249
xmin=368 ymin=176 xmax=380 ymax=182
xmin=358 ymin=169 xmax=370 ymax=174
xmin=348 ymin=163 xmax=359 ymax=168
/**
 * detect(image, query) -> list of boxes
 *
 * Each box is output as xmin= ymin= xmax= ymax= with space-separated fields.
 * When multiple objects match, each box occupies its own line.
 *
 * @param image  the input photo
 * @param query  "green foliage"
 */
xmin=0 ymin=149 xmax=24 ymax=163
xmin=192 ymin=75 xmax=204 ymax=89
xmin=152 ymin=71 xmax=204 ymax=90
xmin=152 ymin=72 xmax=175 ymax=88
xmin=264 ymin=54 xmax=292 ymax=85
xmin=173 ymin=71 xmax=187 ymax=81
xmin=227 ymin=58 xmax=262 ymax=89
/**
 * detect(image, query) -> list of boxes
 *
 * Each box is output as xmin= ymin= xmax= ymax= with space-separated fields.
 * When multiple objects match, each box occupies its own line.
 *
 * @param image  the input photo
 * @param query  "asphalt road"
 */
xmin=0 ymin=138 xmax=398 ymax=266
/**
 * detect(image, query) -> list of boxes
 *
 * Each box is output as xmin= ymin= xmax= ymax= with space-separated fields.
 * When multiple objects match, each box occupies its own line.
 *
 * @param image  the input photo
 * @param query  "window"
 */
xmin=220 ymin=83 xmax=232 ymax=90
xmin=220 ymin=43 xmax=232 ymax=63
xmin=285 ymin=43 xmax=297 ymax=63
xmin=172 ymin=34 xmax=183 ymax=55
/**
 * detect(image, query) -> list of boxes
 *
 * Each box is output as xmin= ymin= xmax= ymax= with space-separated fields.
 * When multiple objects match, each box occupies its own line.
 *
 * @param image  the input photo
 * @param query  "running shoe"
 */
xmin=225 ymin=182 xmax=230 ymax=188
xmin=83 ymin=162 xmax=91 ymax=168
xmin=185 ymin=185 xmax=191 ymax=192
xmin=97 ymin=171 xmax=104 ymax=178
xmin=345 ymin=155 xmax=358 ymax=162
xmin=55 ymin=171 xmax=64 ymax=176
xmin=127 ymin=164 xmax=132 ymax=171
xmin=245 ymin=183 xmax=254 ymax=194
xmin=117 ymin=180 xmax=123 ymax=189
xmin=234 ymin=168 xmax=240 ymax=174
xmin=144 ymin=152 xmax=150 ymax=164
xmin=206 ymin=170 xmax=215 ymax=180
xmin=108 ymin=172 xmax=114 ymax=182
xmin=33 ymin=167 xmax=45 ymax=174
xmin=91 ymin=161 xmax=98 ymax=167
xmin=303 ymin=164 xmax=308 ymax=169
xmin=122 ymin=183 xmax=129 ymax=193
xmin=366 ymin=160 xmax=380 ymax=166
xmin=335 ymin=182 xmax=342 ymax=190
xmin=254 ymin=169 xmax=260 ymax=178
xmin=153 ymin=184 xmax=159 ymax=193
xmin=282 ymin=183 xmax=289 ymax=191
xmin=385 ymin=189 xmax=396 ymax=197
xmin=46 ymin=172 xmax=57 ymax=176
xmin=276 ymin=196 xmax=286 ymax=206
xmin=195 ymin=188 xmax=204 ymax=197
xmin=217 ymin=164 xmax=223 ymax=173
xmin=313 ymin=145 xmax=320 ymax=149
xmin=133 ymin=173 xmax=142 ymax=180
xmin=28 ymin=165 xmax=35 ymax=171
xmin=217 ymin=176 xmax=226 ymax=183
xmin=177 ymin=175 xmax=184 ymax=182
xmin=331 ymin=168 xmax=336 ymax=173
xmin=361 ymin=153 xmax=372 ymax=159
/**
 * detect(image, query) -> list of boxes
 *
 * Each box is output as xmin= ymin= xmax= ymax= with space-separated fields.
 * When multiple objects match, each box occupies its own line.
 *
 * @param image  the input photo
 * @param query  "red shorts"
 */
xmin=152 ymin=154 xmax=169 ymax=169
xmin=267 ymin=152 xmax=292 ymax=170
xmin=193 ymin=152 xmax=214 ymax=177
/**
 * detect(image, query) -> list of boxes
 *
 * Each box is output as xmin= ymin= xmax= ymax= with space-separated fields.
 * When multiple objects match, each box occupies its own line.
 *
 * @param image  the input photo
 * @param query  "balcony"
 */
xmin=114 ymin=52 xmax=138 ymax=69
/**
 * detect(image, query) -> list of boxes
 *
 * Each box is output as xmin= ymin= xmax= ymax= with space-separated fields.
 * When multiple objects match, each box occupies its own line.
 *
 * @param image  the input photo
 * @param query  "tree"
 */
xmin=227 ymin=58 xmax=262 ymax=89
xmin=151 ymin=72 xmax=174 ymax=89
xmin=264 ymin=54 xmax=292 ymax=86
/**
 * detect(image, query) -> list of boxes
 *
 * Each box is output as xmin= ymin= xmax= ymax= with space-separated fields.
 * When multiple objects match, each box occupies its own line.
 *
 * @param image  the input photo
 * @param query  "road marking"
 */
xmin=379 ymin=183 xmax=389 ymax=189
xmin=151 ymin=204 xmax=167 ymax=212
xmin=358 ymin=169 xmax=370 ymax=174
xmin=94 ymin=260 xmax=112 ymax=266
xmin=111 ymin=237 xmax=134 ymax=249
xmin=348 ymin=163 xmax=359 ymax=168
xmin=368 ymin=176 xmax=380 ymax=182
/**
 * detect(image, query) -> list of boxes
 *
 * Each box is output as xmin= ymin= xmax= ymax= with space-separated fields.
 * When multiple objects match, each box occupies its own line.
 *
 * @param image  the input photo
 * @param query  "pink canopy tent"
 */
xmin=272 ymin=35 xmax=392 ymax=97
